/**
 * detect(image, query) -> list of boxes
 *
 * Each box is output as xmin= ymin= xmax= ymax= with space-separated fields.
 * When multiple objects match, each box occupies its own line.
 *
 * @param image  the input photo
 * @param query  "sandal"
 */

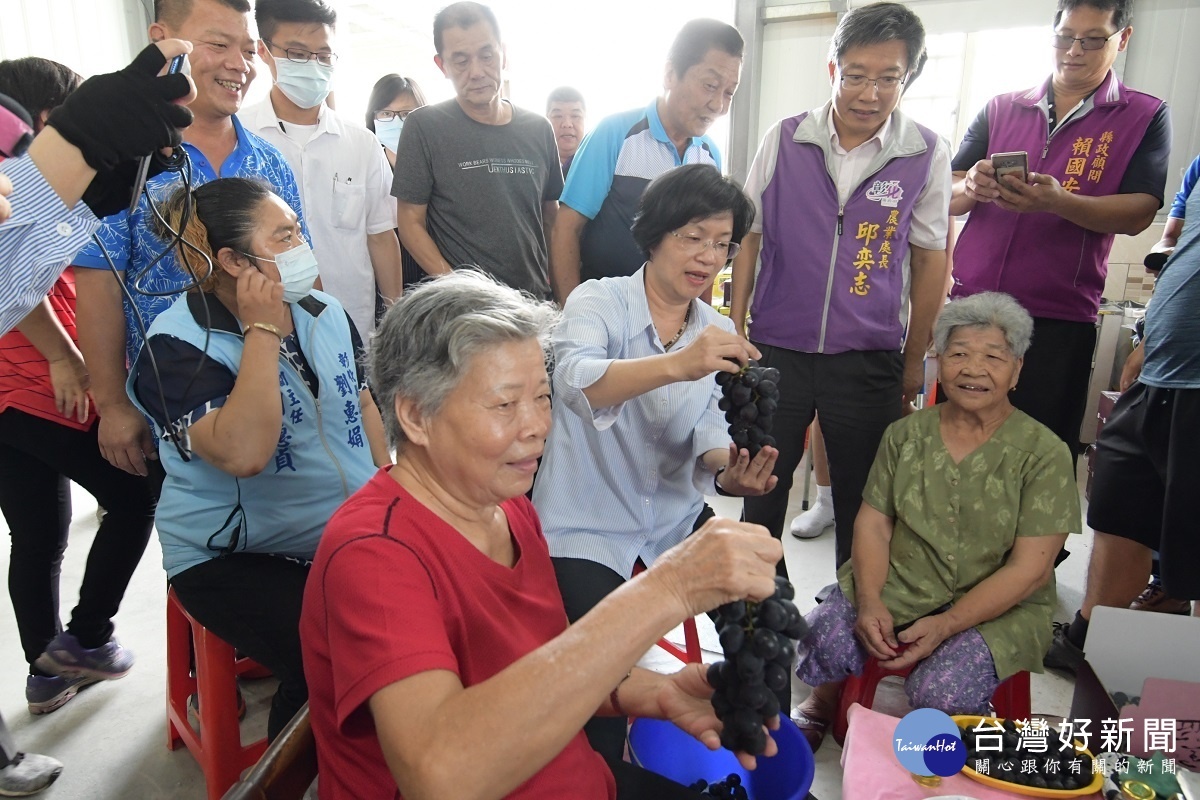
xmin=790 ymin=708 xmax=832 ymax=753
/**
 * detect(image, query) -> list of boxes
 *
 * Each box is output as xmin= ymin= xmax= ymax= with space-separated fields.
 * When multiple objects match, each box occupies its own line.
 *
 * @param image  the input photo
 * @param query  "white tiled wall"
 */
xmin=1102 ymin=222 xmax=1165 ymax=305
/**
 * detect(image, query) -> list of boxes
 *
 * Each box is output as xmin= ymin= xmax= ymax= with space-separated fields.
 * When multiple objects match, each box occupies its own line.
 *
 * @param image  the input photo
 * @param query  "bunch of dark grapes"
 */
xmin=688 ymin=773 xmax=748 ymax=798
xmin=706 ymin=576 xmax=808 ymax=755
xmin=716 ymin=361 xmax=780 ymax=457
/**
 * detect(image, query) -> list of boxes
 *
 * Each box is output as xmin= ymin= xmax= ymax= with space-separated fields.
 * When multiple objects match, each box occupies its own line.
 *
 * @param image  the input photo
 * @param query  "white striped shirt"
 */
xmin=0 ymin=154 xmax=99 ymax=336
xmin=533 ymin=268 xmax=732 ymax=577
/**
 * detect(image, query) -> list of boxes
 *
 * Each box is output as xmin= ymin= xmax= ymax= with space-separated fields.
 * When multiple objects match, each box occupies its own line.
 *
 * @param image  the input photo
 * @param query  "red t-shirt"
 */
xmin=0 ymin=269 xmax=96 ymax=431
xmin=300 ymin=468 xmax=616 ymax=800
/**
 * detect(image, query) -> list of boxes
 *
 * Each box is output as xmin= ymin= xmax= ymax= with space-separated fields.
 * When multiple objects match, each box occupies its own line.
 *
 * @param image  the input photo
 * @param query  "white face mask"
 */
xmin=244 ymin=242 xmax=321 ymax=303
xmin=274 ymin=57 xmax=333 ymax=110
xmin=374 ymin=117 xmax=404 ymax=153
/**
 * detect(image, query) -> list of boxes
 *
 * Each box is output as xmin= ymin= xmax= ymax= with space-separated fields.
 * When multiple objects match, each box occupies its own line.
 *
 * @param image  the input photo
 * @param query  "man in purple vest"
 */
xmin=730 ymin=2 xmax=951 ymax=573
xmin=949 ymin=0 xmax=1170 ymax=462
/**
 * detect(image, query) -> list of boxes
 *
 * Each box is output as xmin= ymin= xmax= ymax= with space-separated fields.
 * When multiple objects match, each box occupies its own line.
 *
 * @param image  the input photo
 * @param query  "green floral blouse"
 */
xmin=838 ymin=406 xmax=1082 ymax=680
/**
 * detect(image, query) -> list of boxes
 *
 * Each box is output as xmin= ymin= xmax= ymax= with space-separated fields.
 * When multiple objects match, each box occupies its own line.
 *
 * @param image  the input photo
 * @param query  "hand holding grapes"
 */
xmin=671 ymin=325 xmax=760 ymax=382
xmin=652 ymin=663 xmax=782 ymax=770
xmin=649 ymin=517 xmax=781 ymax=621
xmin=716 ymin=443 xmax=779 ymax=496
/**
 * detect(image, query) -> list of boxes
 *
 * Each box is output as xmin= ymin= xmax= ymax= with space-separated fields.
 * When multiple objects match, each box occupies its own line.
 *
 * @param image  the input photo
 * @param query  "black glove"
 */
xmin=81 ymin=154 xmax=176 ymax=219
xmin=45 ymin=43 xmax=193 ymax=173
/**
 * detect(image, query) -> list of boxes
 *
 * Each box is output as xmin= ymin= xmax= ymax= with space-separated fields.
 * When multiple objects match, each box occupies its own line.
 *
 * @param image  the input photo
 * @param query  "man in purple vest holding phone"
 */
xmin=949 ymin=0 xmax=1170 ymax=461
xmin=730 ymin=2 xmax=951 ymax=573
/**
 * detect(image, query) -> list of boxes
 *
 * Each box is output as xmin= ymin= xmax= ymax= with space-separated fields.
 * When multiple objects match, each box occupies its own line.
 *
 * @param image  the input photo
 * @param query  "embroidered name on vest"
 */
xmin=850 ymin=210 xmax=901 ymax=296
xmin=1060 ymin=131 xmax=1116 ymax=193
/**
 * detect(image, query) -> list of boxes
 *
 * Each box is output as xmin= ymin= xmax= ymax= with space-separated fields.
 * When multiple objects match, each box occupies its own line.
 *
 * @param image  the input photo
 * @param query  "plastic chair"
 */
xmin=166 ymin=588 xmax=269 ymax=800
xmin=221 ymin=703 xmax=316 ymax=800
xmin=631 ymin=562 xmax=702 ymax=664
xmin=831 ymin=656 xmax=1031 ymax=746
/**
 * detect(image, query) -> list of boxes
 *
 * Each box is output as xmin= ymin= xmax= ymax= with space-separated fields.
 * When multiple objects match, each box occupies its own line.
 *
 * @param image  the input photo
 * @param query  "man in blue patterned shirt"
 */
xmin=72 ymin=0 xmax=308 ymax=479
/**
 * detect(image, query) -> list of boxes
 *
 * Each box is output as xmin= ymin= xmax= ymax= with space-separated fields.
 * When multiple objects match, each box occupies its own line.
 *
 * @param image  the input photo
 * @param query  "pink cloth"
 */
xmin=840 ymin=704 xmax=1102 ymax=799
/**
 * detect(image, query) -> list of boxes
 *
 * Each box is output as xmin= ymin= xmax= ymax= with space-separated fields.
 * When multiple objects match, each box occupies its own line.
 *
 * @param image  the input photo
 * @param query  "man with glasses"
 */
xmin=392 ymin=1 xmax=562 ymax=299
xmin=730 ymin=2 xmax=950 ymax=585
xmin=550 ymin=19 xmax=742 ymax=305
xmin=949 ymin=0 xmax=1169 ymax=468
xmin=70 ymin=0 xmax=308 ymax=482
xmin=242 ymin=0 xmax=402 ymax=337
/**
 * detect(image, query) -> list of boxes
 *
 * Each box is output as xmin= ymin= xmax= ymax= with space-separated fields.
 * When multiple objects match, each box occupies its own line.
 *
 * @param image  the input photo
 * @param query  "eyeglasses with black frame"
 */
xmin=838 ymin=71 xmax=907 ymax=93
xmin=264 ymin=40 xmax=338 ymax=67
xmin=373 ymin=109 xmax=413 ymax=122
xmin=1051 ymin=29 xmax=1124 ymax=51
xmin=669 ymin=230 xmax=741 ymax=260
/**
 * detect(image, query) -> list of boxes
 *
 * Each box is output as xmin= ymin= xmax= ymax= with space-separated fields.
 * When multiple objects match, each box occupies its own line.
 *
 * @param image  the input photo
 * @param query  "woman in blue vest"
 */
xmin=128 ymin=177 xmax=389 ymax=741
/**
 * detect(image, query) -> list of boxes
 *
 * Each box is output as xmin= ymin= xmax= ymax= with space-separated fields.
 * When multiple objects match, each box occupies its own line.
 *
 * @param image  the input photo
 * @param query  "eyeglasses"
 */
xmin=374 ymin=110 xmax=413 ymax=122
xmin=264 ymin=40 xmax=337 ymax=67
xmin=839 ymin=73 xmax=906 ymax=93
xmin=1051 ymin=30 xmax=1123 ymax=50
xmin=669 ymin=231 xmax=740 ymax=260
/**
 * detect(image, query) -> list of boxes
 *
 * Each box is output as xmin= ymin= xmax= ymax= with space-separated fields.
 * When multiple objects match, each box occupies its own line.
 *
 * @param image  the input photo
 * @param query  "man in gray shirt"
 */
xmin=392 ymin=1 xmax=562 ymax=298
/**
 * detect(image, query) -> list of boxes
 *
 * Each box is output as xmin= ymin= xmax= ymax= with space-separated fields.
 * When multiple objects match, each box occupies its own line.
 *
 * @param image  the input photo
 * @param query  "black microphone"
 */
xmin=128 ymin=53 xmax=188 ymax=214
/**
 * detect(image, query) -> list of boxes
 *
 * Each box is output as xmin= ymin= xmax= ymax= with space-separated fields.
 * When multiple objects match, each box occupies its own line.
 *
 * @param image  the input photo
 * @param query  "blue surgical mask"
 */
xmin=374 ymin=116 xmax=404 ymax=153
xmin=243 ymin=242 xmax=321 ymax=303
xmin=274 ymin=58 xmax=333 ymax=110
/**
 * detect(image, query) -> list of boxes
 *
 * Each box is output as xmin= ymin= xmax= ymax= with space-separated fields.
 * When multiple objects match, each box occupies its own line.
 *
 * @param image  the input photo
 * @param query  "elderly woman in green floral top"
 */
xmin=790 ymin=292 xmax=1081 ymax=751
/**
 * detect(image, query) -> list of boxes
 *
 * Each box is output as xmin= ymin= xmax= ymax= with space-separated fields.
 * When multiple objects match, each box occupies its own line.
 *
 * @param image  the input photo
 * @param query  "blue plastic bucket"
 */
xmin=628 ymin=718 xmax=815 ymax=800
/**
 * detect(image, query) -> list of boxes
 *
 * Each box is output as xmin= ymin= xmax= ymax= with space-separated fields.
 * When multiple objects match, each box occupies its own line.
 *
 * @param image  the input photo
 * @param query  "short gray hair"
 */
xmin=933 ymin=292 xmax=1034 ymax=358
xmin=369 ymin=270 xmax=559 ymax=451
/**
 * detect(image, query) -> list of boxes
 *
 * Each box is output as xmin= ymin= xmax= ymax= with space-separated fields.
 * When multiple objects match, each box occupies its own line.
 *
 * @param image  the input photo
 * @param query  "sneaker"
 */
xmin=0 ymin=751 xmax=63 ymax=797
xmin=185 ymin=687 xmax=247 ymax=729
xmin=789 ymin=500 xmax=835 ymax=540
xmin=1130 ymin=579 xmax=1193 ymax=615
xmin=34 ymin=632 xmax=133 ymax=681
xmin=25 ymin=674 xmax=99 ymax=716
xmin=1043 ymin=621 xmax=1085 ymax=674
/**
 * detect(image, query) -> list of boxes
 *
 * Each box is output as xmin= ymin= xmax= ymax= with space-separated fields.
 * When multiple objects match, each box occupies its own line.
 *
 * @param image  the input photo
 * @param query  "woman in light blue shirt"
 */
xmin=533 ymin=164 xmax=779 ymax=760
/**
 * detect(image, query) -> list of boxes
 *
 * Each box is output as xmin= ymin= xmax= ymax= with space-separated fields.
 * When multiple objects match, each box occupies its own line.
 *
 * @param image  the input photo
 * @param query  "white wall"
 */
xmin=0 ymin=0 xmax=144 ymax=76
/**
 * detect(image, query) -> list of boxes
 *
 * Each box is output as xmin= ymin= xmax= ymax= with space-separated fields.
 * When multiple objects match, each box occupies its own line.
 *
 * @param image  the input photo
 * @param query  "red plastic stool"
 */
xmin=831 ymin=656 xmax=1031 ymax=746
xmin=166 ymin=588 xmax=269 ymax=800
xmin=631 ymin=563 xmax=703 ymax=664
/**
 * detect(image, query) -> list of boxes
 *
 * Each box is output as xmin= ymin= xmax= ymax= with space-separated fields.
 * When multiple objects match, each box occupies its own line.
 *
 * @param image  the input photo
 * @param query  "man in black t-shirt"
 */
xmin=391 ymin=1 xmax=562 ymax=299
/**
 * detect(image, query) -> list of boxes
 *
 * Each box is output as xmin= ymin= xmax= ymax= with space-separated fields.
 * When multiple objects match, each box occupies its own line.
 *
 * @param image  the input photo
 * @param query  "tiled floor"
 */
xmin=0 ymin=463 xmax=1092 ymax=799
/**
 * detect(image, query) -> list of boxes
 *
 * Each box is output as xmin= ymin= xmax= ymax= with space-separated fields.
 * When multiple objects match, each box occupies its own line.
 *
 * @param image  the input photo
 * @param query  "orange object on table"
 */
xmin=840 ymin=704 xmax=1103 ymax=800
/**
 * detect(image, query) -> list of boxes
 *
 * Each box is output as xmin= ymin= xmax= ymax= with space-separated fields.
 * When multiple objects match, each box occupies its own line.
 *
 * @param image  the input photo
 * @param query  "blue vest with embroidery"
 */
xmin=128 ymin=291 xmax=377 ymax=578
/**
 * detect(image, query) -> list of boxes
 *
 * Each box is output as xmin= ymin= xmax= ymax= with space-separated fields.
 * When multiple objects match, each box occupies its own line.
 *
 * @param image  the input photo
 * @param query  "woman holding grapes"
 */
xmin=300 ymin=269 xmax=786 ymax=800
xmin=533 ymin=164 xmax=781 ymax=761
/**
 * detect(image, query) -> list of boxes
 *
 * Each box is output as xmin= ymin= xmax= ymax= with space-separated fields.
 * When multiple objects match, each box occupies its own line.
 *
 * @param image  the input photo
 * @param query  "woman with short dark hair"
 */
xmin=365 ymin=73 xmax=428 ymax=301
xmin=130 ymin=177 xmax=389 ymax=742
xmin=534 ymin=163 xmax=778 ymax=760
xmin=301 ymin=269 xmax=783 ymax=799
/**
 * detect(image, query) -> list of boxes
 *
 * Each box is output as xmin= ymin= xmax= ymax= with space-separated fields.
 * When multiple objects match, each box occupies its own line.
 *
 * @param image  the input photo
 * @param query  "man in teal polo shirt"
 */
xmin=549 ymin=18 xmax=742 ymax=305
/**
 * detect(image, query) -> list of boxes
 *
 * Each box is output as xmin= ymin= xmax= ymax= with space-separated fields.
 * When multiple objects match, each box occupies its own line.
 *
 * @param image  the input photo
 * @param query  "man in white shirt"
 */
xmin=241 ymin=0 xmax=402 ymax=336
xmin=729 ymin=1 xmax=951 ymax=575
